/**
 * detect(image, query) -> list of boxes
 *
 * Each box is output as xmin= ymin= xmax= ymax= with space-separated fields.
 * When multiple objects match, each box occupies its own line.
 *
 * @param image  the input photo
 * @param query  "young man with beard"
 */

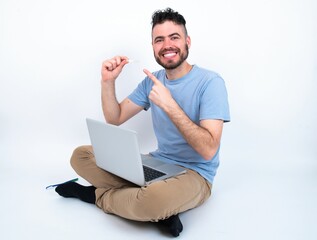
xmin=55 ymin=7 xmax=230 ymax=237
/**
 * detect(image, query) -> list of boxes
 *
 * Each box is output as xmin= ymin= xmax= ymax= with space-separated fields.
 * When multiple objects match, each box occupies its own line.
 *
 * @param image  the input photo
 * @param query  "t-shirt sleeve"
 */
xmin=200 ymin=76 xmax=230 ymax=122
xmin=128 ymin=78 xmax=151 ymax=111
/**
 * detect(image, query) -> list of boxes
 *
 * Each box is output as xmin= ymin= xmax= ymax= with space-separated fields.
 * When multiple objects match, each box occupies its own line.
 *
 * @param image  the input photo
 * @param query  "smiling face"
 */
xmin=152 ymin=21 xmax=191 ymax=70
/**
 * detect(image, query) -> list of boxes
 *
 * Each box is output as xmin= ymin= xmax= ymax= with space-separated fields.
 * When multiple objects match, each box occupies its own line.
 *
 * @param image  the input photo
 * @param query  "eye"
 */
xmin=154 ymin=37 xmax=163 ymax=43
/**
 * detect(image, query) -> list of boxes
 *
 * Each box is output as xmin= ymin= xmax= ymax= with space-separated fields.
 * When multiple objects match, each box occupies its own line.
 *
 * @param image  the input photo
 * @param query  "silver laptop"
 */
xmin=86 ymin=118 xmax=186 ymax=186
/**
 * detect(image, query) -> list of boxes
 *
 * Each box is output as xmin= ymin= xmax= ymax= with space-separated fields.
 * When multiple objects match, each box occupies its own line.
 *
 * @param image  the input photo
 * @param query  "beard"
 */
xmin=154 ymin=44 xmax=189 ymax=70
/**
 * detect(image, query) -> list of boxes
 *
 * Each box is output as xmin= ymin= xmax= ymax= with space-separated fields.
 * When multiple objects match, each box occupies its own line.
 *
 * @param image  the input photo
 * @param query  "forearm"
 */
xmin=101 ymin=81 xmax=121 ymax=125
xmin=164 ymin=101 xmax=218 ymax=160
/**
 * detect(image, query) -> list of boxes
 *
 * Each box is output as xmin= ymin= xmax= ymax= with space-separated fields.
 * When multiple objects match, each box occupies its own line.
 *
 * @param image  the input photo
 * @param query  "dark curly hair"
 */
xmin=151 ymin=8 xmax=187 ymax=35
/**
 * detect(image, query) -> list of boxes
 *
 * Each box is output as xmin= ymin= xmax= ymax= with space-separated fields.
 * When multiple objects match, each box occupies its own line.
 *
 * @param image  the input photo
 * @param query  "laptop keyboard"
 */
xmin=143 ymin=165 xmax=166 ymax=182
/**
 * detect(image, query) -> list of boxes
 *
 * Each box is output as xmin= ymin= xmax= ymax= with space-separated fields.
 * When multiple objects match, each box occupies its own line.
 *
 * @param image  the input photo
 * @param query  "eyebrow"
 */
xmin=153 ymin=32 xmax=181 ymax=42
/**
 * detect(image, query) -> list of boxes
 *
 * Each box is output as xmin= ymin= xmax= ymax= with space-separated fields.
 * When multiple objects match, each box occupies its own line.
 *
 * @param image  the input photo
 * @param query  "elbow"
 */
xmin=202 ymin=152 xmax=215 ymax=161
xmin=104 ymin=117 xmax=121 ymax=126
xmin=202 ymin=146 xmax=219 ymax=161
xmin=104 ymin=114 xmax=126 ymax=126
xmin=105 ymin=119 xmax=123 ymax=126
xmin=106 ymin=120 xmax=120 ymax=126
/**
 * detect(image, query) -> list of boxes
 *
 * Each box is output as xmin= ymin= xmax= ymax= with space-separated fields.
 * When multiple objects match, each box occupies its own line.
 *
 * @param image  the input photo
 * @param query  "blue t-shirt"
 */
xmin=128 ymin=65 xmax=230 ymax=183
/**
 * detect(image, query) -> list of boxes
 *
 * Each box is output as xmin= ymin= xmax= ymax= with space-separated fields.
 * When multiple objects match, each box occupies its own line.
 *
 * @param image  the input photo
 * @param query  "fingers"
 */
xmin=103 ymin=56 xmax=129 ymax=71
xmin=143 ymin=68 xmax=160 ymax=85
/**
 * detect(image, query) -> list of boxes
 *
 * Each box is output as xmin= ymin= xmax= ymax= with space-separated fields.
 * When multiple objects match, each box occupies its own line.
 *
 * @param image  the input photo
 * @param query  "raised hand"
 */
xmin=101 ymin=56 xmax=129 ymax=82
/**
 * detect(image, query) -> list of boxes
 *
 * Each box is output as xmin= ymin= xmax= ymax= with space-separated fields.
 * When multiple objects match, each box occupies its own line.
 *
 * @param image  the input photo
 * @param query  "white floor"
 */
xmin=1 ymin=142 xmax=316 ymax=240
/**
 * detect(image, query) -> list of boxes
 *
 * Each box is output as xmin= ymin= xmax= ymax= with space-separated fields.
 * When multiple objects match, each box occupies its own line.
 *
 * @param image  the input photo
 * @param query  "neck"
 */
xmin=165 ymin=62 xmax=192 ymax=80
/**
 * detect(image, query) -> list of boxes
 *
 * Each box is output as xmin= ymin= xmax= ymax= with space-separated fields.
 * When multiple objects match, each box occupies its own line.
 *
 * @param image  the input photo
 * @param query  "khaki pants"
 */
xmin=70 ymin=145 xmax=212 ymax=222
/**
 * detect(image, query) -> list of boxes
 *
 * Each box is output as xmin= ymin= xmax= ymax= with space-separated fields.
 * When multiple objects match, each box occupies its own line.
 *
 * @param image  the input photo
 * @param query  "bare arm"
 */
xmin=144 ymin=69 xmax=223 ymax=160
xmin=161 ymin=102 xmax=223 ymax=160
xmin=101 ymin=56 xmax=143 ymax=125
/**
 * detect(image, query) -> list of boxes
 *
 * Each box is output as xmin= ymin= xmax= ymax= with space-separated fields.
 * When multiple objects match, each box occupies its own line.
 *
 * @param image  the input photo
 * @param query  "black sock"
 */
xmin=55 ymin=182 xmax=96 ymax=204
xmin=158 ymin=214 xmax=183 ymax=237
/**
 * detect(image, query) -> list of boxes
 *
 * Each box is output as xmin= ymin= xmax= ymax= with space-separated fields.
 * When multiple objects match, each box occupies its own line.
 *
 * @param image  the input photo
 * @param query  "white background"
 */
xmin=0 ymin=0 xmax=316 ymax=239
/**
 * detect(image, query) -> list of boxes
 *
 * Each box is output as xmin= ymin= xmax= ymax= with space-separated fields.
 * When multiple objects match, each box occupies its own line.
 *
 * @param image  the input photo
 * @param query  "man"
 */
xmin=55 ymin=7 xmax=230 ymax=237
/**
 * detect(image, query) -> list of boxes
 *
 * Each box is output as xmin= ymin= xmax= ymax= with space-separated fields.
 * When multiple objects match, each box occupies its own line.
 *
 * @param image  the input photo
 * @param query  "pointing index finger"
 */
xmin=143 ymin=69 xmax=160 ymax=85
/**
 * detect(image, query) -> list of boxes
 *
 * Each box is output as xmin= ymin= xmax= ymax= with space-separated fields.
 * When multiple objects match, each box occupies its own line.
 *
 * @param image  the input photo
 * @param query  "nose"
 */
xmin=162 ymin=38 xmax=172 ymax=48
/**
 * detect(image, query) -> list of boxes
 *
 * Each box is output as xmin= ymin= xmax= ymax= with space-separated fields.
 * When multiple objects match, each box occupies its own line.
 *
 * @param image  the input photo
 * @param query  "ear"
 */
xmin=186 ymin=35 xmax=191 ymax=48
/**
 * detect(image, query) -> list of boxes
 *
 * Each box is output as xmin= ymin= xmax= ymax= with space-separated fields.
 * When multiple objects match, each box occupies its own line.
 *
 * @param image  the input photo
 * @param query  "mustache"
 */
xmin=159 ymin=47 xmax=179 ymax=55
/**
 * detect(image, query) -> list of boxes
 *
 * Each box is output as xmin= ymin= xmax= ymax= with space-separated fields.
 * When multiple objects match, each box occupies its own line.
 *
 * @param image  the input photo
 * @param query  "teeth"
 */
xmin=164 ymin=53 xmax=176 ymax=58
